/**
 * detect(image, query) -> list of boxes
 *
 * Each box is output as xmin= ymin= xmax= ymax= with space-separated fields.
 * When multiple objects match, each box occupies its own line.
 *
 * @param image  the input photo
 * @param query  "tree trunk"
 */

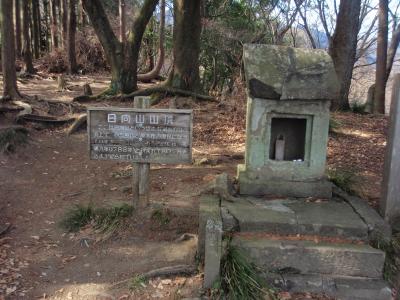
xmin=22 ymin=0 xmax=35 ymax=73
xmin=168 ymin=0 xmax=201 ymax=91
xmin=50 ymin=0 xmax=59 ymax=49
xmin=15 ymin=0 xmax=22 ymax=58
xmin=32 ymin=0 xmax=41 ymax=58
xmin=386 ymin=24 xmax=400 ymax=82
xmin=1 ymin=0 xmax=21 ymax=99
xmin=68 ymin=0 xmax=78 ymax=74
xmin=82 ymin=0 xmax=158 ymax=94
xmin=61 ymin=0 xmax=68 ymax=48
xmin=138 ymin=0 xmax=165 ymax=82
xmin=328 ymin=0 xmax=361 ymax=110
xmin=43 ymin=0 xmax=50 ymax=52
xmin=119 ymin=0 xmax=126 ymax=44
xmin=373 ymin=0 xmax=388 ymax=114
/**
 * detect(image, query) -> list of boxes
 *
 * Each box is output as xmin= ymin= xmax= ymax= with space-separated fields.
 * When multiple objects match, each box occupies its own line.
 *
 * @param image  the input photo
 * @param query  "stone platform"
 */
xmin=198 ymin=184 xmax=392 ymax=299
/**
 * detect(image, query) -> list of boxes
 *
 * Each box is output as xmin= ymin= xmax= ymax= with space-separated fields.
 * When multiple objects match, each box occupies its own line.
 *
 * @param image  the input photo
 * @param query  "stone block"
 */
xmin=233 ymin=236 xmax=385 ymax=278
xmin=198 ymin=195 xmax=220 ymax=261
xmin=288 ymin=200 xmax=368 ymax=240
xmin=238 ymin=167 xmax=332 ymax=198
xmin=265 ymin=274 xmax=391 ymax=300
xmin=223 ymin=200 xmax=297 ymax=234
xmin=203 ymin=218 xmax=223 ymax=289
xmin=381 ymin=74 xmax=400 ymax=227
xmin=243 ymin=44 xmax=339 ymax=100
xmin=333 ymin=186 xmax=392 ymax=243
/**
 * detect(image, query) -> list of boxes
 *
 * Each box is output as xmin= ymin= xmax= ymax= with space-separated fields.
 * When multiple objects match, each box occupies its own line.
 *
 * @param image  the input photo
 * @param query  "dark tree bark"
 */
xmin=32 ymin=0 xmax=41 ymax=58
xmin=119 ymin=0 xmax=126 ymax=44
xmin=15 ymin=0 xmax=22 ymax=58
xmin=373 ymin=0 xmax=389 ymax=114
xmin=61 ymin=0 xmax=68 ymax=48
xmin=43 ymin=0 xmax=51 ymax=52
xmin=68 ymin=0 xmax=78 ymax=74
xmin=22 ymin=0 xmax=35 ymax=73
xmin=82 ymin=0 xmax=159 ymax=94
xmin=138 ymin=0 xmax=165 ymax=81
xmin=168 ymin=0 xmax=201 ymax=91
xmin=50 ymin=0 xmax=59 ymax=49
xmin=1 ymin=0 xmax=21 ymax=98
xmin=328 ymin=0 xmax=361 ymax=110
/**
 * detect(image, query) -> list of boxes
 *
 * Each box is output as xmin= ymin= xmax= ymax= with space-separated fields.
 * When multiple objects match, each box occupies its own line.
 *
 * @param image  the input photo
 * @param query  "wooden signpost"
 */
xmin=87 ymin=97 xmax=193 ymax=208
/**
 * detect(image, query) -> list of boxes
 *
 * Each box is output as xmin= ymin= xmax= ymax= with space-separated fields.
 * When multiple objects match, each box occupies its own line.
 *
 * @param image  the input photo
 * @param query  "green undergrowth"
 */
xmin=373 ymin=233 xmax=400 ymax=285
xmin=151 ymin=208 xmax=171 ymax=226
xmin=212 ymin=244 xmax=276 ymax=300
xmin=0 ymin=127 xmax=29 ymax=153
xmin=60 ymin=203 xmax=134 ymax=234
xmin=328 ymin=168 xmax=360 ymax=196
xmin=129 ymin=275 xmax=147 ymax=291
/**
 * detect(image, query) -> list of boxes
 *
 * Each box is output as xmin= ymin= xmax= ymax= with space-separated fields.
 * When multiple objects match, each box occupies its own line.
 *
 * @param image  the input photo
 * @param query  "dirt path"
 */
xmin=0 ymin=126 xmax=242 ymax=299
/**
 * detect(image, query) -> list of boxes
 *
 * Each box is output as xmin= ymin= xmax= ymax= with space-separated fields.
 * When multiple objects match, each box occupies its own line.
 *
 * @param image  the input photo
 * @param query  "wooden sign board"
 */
xmin=87 ymin=107 xmax=193 ymax=164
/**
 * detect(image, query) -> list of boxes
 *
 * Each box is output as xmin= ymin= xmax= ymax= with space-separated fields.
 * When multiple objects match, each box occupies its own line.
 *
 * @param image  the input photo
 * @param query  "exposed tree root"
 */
xmin=73 ymin=87 xmax=119 ymax=102
xmin=67 ymin=114 xmax=87 ymax=135
xmin=121 ymin=86 xmax=216 ymax=102
xmin=17 ymin=114 xmax=75 ymax=124
xmin=110 ymin=264 xmax=197 ymax=288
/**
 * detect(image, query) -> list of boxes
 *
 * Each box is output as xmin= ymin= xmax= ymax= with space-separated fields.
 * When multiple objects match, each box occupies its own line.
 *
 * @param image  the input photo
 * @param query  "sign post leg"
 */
xmin=132 ymin=162 xmax=140 ymax=209
xmin=134 ymin=96 xmax=151 ymax=208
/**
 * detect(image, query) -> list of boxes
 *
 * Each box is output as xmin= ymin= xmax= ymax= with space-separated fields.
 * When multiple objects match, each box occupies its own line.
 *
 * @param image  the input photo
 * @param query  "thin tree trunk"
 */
xmin=15 ymin=0 xmax=22 ymax=58
xmin=168 ymin=0 xmax=201 ymax=91
xmin=386 ymin=24 xmax=400 ymax=82
xmin=119 ymin=0 xmax=126 ymax=44
xmin=50 ymin=0 xmax=59 ymax=49
xmin=22 ymin=0 xmax=35 ymax=73
xmin=32 ymin=0 xmax=41 ymax=58
xmin=373 ymin=0 xmax=388 ymax=114
xmin=43 ymin=0 xmax=51 ymax=52
xmin=138 ymin=0 xmax=165 ymax=82
xmin=329 ymin=0 xmax=361 ymax=110
xmin=68 ymin=0 xmax=78 ymax=74
xmin=61 ymin=0 xmax=68 ymax=48
xmin=1 ymin=0 xmax=21 ymax=99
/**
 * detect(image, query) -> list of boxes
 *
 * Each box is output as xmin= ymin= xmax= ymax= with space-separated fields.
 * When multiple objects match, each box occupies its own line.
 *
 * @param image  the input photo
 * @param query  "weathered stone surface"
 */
xmin=197 ymin=195 xmax=223 ymax=289
xmin=202 ymin=173 xmax=237 ymax=202
xmin=233 ymin=236 xmax=385 ymax=278
xmin=288 ymin=200 xmax=368 ymax=240
xmin=243 ymin=44 xmax=339 ymax=100
xmin=381 ymin=74 xmax=400 ymax=228
xmin=223 ymin=200 xmax=297 ymax=234
xmin=266 ymin=274 xmax=391 ymax=300
xmin=333 ymin=186 xmax=391 ymax=243
xmin=220 ymin=206 xmax=239 ymax=232
xmin=238 ymin=172 xmax=332 ymax=198
xmin=223 ymin=198 xmax=368 ymax=239
xmin=204 ymin=217 xmax=222 ymax=289
xmin=198 ymin=195 xmax=220 ymax=261
xmin=237 ymin=97 xmax=331 ymax=198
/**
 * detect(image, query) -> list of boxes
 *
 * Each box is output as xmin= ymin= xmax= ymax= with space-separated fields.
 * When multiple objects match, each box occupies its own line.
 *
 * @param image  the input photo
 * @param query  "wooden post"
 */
xmin=133 ymin=96 xmax=151 ymax=208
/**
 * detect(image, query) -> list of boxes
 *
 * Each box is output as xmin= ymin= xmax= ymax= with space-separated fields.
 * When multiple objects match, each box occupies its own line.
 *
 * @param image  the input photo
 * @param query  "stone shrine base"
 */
xmin=198 ymin=177 xmax=392 ymax=300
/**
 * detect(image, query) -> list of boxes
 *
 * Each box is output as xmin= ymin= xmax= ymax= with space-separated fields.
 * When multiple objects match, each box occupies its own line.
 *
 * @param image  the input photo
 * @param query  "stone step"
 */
xmin=267 ymin=273 xmax=392 ymax=300
xmin=223 ymin=198 xmax=369 ymax=240
xmin=232 ymin=235 xmax=385 ymax=278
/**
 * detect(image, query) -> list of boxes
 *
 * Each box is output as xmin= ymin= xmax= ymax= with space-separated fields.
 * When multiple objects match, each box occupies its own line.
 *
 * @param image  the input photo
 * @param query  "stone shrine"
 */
xmin=198 ymin=44 xmax=393 ymax=300
xmin=237 ymin=44 xmax=338 ymax=198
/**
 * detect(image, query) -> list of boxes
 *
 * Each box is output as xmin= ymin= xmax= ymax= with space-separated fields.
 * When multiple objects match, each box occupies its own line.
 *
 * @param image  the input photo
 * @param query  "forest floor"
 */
xmin=0 ymin=74 xmax=390 ymax=300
